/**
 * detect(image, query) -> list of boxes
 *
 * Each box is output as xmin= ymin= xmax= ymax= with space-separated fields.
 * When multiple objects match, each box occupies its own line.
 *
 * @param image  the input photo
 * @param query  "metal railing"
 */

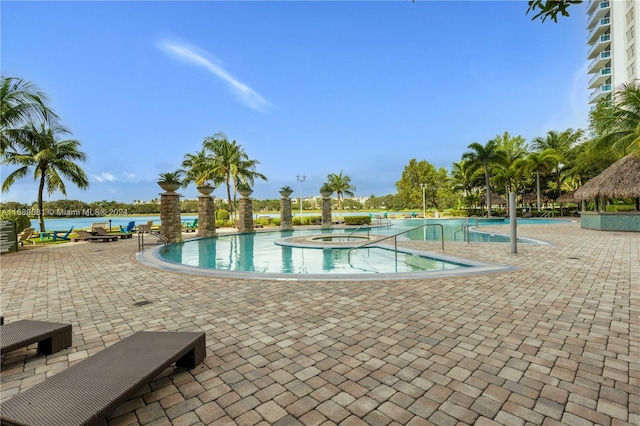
xmin=454 ymin=215 xmax=478 ymax=244
xmin=138 ymin=229 xmax=169 ymax=253
xmin=348 ymin=223 xmax=370 ymax=239
xmin=347 ymin=223 xmax=444 ymax=262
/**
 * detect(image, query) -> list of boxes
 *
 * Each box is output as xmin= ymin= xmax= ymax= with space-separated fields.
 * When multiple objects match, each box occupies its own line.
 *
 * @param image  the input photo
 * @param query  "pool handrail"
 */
xmin=138 ymin=230 xmax=169 ymax=253
xmin=348 ymin=223 xmax=370 ymax=239
xmin=347 ymin=223 xmax=444 ymax=262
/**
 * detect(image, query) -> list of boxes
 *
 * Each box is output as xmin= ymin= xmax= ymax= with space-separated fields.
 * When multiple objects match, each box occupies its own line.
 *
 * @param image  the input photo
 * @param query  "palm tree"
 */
xmin=2 ymin=122 xmax=89 ymax=231
xmin=200 ymin=132 xmax=266 ymax=217
xmin=182 ymin=148 xmax=214 ymax=186
xmin=1 ymin=76 xmax=58 ymax=154
xmin=462 ymin=139 xmax=506 ymax=217
xmin=515 ymin=149 xmax=561 ymax=211
xmin=532 ymin=129 xmax=583 ymax=198
xmin=590 ymin=82 xmax=640 ymax=157
xmin=451 ymin=160 xmax=480 ymax=212
xmin=326 ymin=171 xmax=355 ymax=215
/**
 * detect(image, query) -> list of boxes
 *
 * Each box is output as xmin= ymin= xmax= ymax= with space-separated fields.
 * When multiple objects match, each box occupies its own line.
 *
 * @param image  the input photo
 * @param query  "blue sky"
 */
xmin=2 ymin=0 xmax=589 ymax=204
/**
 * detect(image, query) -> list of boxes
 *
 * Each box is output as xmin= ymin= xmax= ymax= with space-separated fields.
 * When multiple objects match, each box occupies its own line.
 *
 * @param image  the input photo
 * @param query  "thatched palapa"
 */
xmin=574 ymin=155 xmax=640 ymax=200
xmin=557 ymin=191 xmax=578 ymax=204
xmin=481 ymin=192 xmax=506 ymax=205
xmin=524 ymin=193 xmax=550 ymax=203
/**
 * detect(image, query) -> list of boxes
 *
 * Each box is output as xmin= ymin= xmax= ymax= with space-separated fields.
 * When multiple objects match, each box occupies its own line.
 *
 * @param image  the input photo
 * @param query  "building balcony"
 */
xmin=587 ymin=1 xmax=610 ymax=25
xmin=587 ymin=17 xmax=611 ymax=44
xmin=588 ymin=83 xmax=612 ymax=103
xmin=587 ymin=50 xmax=611 ymax=73
xmin=587 ymin=33 xmax=611 ymax=59
xmin=588 ymin=67 xmax=612 ymax=89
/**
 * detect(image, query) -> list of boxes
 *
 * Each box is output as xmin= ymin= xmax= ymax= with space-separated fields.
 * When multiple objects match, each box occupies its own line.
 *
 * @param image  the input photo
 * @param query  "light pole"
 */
xmin=296 ymin=174 xmax=306 ymax=225
xmin=420 ymin=183 xmax=427 ymax=218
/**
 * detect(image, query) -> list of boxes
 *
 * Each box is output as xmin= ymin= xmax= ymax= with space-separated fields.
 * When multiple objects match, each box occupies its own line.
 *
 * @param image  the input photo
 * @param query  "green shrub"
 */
xmin=216 ymin=219 xmax=234 ymax=228
xmin=216 ymin=209 xmax=230 ymax=221
xmin=0 ymin=210 xmax=32 ymax=233
xmin=344 ymin=216 xmax=371 ymax=225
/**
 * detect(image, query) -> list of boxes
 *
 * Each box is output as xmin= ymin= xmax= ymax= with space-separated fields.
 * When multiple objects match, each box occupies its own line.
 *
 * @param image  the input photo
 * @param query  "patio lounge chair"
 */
xmin=93 ymin=226 xmax=133 ymax=239
xmin=72 ymin=229 xmax=118 ymax=242
xmin=119 ymin=221 xmax=136 ymax=233
xmin=1 ymin=319 xmax=72 ymax=356
xmin=0 ymin=331 xmax=206 ymax=426
xmin=182 ymin=218 xmax=198 ymax=232
xmin=17 ymin=227 xmax=35 ymax=246
xmin=89 ymin=222 xmax=108 ymax=232
xmin=52 ymin=226 xmax=74 ymax=241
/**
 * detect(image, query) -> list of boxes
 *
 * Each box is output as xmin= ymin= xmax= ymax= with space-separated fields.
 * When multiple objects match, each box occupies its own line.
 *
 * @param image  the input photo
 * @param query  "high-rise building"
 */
xmin=587 ymin=0 xmax=639 ymax=106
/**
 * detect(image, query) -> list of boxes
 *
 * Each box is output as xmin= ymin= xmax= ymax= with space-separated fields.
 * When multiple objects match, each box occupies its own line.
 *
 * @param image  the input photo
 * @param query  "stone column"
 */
xmin=280 ymin=196 xmax=293 ymax=231
xmin=160 ymin=192 xmax=183 ymax=243
xmin=321 ymin=195 xmax=332 ymax=229
xmin=197 ymin=195 xmax=217 ymax=238
xmin=236 ymin=196 xmax=254 ymax=233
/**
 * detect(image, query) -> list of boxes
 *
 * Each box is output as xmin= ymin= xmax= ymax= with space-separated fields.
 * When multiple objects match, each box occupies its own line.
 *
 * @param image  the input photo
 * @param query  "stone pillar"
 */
xmin=197 ymin=195 xmax=217 ymax=238
xmin=321 ymin=196 xmax=332 ymax=229
xmin=235 ymin=196 xmax=254 ymax=233
xmin=280 ymin=196 xmax=293 ymax=231
xmin=160 ymin=192 xmax=183 ymax=243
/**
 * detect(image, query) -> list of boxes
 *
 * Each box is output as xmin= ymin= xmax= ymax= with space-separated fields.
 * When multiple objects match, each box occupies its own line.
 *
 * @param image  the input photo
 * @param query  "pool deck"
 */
xmin=1 ymin=220 xmax=638 ymax=425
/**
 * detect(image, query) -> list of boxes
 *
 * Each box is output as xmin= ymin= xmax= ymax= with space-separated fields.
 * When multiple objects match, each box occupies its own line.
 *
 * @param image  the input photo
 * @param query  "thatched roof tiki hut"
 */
xmin=574 ymin=155 xmax=640 ymax=231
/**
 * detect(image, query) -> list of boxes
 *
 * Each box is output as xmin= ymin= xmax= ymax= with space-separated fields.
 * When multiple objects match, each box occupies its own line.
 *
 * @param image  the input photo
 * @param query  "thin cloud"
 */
xmin=89 ymin=172 xmax=139 ymax=183
xmin=158 ymin=40 xmax=274 ymax=112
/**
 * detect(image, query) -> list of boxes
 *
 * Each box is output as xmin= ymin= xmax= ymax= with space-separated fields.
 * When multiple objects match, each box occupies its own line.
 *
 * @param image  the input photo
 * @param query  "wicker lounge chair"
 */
xmin=1 ymin=320 xmax=72 ymax=356
xmin=93 ymin=226 xmax=133 ymax=239
xmin=72 ymin=230 xmax=119 ymax=242
xmin=0 ymin=331 xmax=205 ymax=426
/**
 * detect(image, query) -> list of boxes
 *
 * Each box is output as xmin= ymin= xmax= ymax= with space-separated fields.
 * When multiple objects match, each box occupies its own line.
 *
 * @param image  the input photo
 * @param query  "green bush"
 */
xmin=216 ymin=209 xmax=230 ymax=221
xmin=344 ymin=216 xmax=371 ymax=225
xmin=216 ymin=219 xmax=234 ymax=228
xmin=0 ymin=210 xmax=32 ymax=233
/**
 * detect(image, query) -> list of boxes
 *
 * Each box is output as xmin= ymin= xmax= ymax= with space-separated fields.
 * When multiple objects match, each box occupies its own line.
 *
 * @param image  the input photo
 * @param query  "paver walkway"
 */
xmin=1 ymin=220 xmax=638 ymax=425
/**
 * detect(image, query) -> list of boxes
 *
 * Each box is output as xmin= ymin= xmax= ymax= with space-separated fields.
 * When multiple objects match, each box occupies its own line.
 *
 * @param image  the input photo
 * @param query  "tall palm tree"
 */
xmin=532 ymin=129 xmax=583 ymax=198
xmin=462 ymin=139 xmax=506 ymax=217
xmin=326 ymin=171 xmax=355 ymax=215
xmin=590 ymin=82 xmax=640 ymax=157
xmin=1 ymin=76 xmax=58 ymax=154
xmin=515 ymin=149 xmax=561 ymax=211
xmin=2 ymin=122 xmax=89 ymax=231
xmin=201 ymin=132 xmax=267 ymax=216
xmin=451 ymin=160 xmax=480 ymax=212
xmin=182 ymin=148 xmax=214 ymax=186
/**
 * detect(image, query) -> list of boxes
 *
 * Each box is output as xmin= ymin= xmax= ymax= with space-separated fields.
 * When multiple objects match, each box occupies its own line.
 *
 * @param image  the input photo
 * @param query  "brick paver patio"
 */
xmin=1 ymin=220 xmax=638 ymax=425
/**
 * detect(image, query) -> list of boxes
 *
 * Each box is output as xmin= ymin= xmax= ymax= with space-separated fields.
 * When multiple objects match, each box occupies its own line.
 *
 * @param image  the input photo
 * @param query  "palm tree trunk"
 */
xmin=536 ymin=171 xmax=541 ymax=211
xmin=484 ymin=167 xmax=492 ymax=218
xmin=37 ymin=173 xmax=46 ymax=232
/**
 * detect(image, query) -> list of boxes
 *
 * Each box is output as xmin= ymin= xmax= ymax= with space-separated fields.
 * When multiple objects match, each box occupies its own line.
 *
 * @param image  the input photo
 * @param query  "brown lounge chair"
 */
xmin=93 ymin=226 xmax=133 ymax=239
xmin=1 ymin=319 xmax=72 ymax=356
xmin=0 ymin=331 xmax=205 ymax=426
xmin=72 ymin=229 xmax=119 ymax=242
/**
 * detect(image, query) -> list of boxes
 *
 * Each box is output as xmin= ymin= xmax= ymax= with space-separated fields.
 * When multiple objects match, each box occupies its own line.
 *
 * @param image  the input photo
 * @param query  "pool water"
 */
xmin=160 ymin=231 xmax=472 ymax=275
xmin=156 ymin=217 xmax=549 ymax=277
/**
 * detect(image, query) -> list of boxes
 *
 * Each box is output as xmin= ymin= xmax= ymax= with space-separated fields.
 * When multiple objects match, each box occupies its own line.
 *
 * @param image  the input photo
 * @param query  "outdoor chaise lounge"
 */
xmin=72 ymin=229 xmax=119 ymax=242
xmin=93 ymin=226 xmax=133 ymax=239
xmin=0 ymin=319 xmax=72 ymax=356
xmin=0 ymin=331 xmax=206 ymax=426
xmin=17 ymin=227 xmax=35 ymax=247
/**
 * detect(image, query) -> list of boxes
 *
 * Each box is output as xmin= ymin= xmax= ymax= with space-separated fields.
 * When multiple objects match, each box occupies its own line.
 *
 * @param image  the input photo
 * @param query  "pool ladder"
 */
xmin=347 ymin=223 xmax=444 ymax=262
xmin=454 ymin=216 xmax=478 ymax=244
xmin=138 ymin=230 xmax=169 ymax=253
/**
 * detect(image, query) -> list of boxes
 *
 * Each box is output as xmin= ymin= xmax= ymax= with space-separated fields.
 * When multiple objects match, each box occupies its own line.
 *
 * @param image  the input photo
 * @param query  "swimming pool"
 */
xmin=138 ymin=223 xmax=519 ymax=280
